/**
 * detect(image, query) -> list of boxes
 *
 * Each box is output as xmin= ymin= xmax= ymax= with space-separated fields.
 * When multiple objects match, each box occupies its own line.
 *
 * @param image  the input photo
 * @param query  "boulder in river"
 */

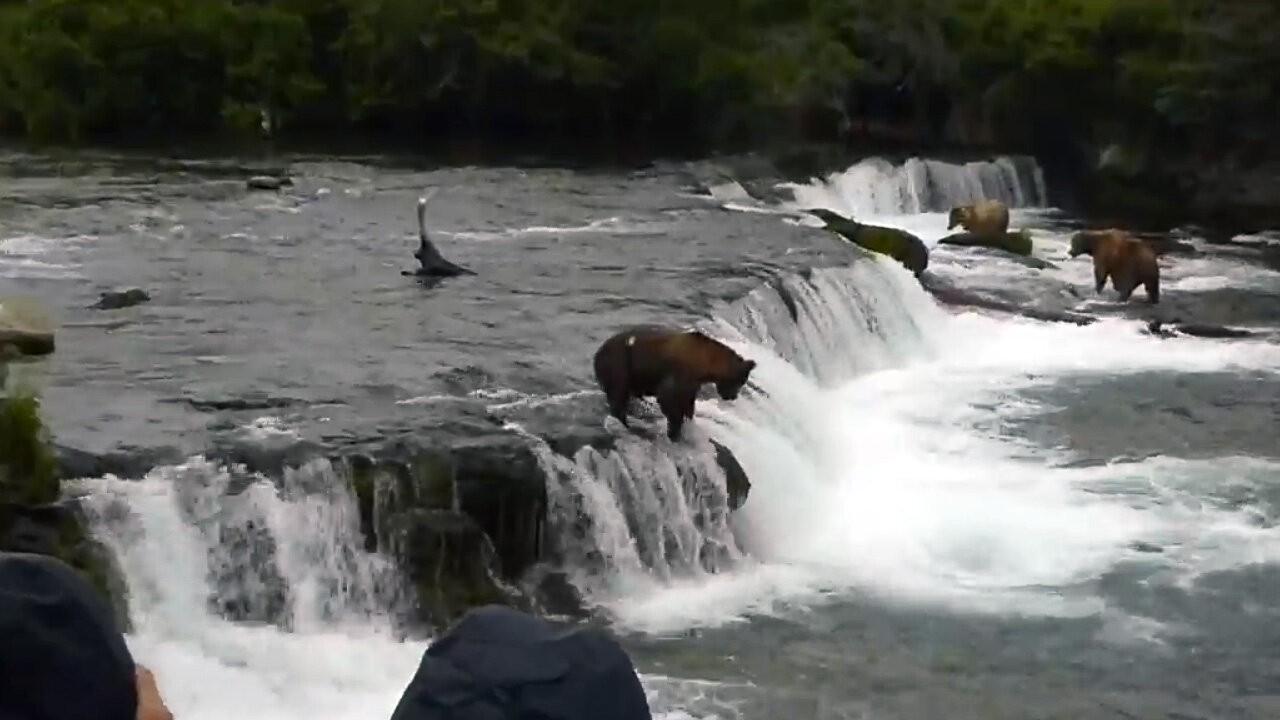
xmin=0 ymin=297 xmax=55 ymax=357
xmin=807 ymin=208 xmax=929 ymax=276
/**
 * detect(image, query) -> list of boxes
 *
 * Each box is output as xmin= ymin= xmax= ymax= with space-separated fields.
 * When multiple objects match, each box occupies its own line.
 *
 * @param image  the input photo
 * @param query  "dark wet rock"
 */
xmin=1144 ymin=320 xmax=1258 ymax=340
xmin=209 ymin=515 xmax=287 ymax=626
xmin=89 ymin=288 xmax=150 ymax=310
xmin=385 ymin=508 xmax=510 ymax=630
xmin=920 ymin=273 xmax=1096 ymax=326
xmin=938 ymin=229 xmax=1034 ymax=257
xmin=807 ymin=208 xmax=929 ymax=277
xmin=0 ymin=328 xmax=54 ymax=357
xmin=451 ymin=436 xmax=548 ymax=580
xmin=521 ymin=566 xmax=591 ymax=619
xmin=246 ymin=175 xmax=292 ymax=191
xmin=182 ymin=393 xmax=318 ymax=412
xmin=52 ymin=443 xmax=184 ymax=481
xmin=1107 ymin=286 xmax=1280 ymax=328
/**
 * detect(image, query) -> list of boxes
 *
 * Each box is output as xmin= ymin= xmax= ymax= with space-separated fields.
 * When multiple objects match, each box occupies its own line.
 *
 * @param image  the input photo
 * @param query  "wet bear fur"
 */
xmin=947 ymin=199 xmax=1010 ymax=239
xmin=1069 ymin=229 xmax=1160 ymax=303
xmin=593 ymin=325 xmax=756 ymax=441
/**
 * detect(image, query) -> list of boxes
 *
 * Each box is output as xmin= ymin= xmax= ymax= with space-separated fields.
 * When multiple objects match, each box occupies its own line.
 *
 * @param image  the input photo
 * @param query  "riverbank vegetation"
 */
xmin=0 ymin=0 xmax=1275 ymax=222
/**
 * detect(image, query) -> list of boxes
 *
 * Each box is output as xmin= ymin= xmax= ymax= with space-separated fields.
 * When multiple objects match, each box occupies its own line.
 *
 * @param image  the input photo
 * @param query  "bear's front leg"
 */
xmin=656 ymin=376 xmax=691 ymax=441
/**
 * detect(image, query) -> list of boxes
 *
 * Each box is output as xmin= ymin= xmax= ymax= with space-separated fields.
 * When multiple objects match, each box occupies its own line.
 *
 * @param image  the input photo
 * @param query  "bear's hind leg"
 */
xmin=1144 ymin=274 xmax=1160 ymax=304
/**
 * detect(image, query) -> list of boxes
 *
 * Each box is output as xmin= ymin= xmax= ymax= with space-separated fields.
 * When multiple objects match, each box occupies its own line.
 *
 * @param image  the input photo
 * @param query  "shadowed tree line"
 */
xmin=0 ymin=0 xmax=1276 ymax=212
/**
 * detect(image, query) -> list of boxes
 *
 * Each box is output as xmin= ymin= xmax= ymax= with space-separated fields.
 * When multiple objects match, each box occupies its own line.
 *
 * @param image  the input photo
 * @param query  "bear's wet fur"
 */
xmin=1069 ymin=229 xmax=1161 ymax=304
xmin=947 ymin=199 xmax=1010 ymax=239
xmin=593 ymin=325 xmax=756 ymax=442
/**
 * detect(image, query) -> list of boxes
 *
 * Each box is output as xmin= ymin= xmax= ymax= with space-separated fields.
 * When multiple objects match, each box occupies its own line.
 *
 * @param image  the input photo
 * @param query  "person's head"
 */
xmin=0 ymin=552 xmax=139 ymax=720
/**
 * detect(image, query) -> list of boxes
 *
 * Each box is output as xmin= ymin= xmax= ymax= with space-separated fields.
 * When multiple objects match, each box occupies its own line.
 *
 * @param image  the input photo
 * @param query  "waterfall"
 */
xmin=538 ymin=256 xmax=949 ymax=615
xmin=74 ymin=456 xmax=406 ymax=637
xmin=784 ymin=155 xmax=1048 ymax=218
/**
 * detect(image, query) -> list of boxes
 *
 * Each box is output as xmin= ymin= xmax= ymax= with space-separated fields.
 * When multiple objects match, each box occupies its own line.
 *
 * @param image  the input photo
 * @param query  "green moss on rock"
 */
xmin=0 ymin=382 xmax=130 ymax=629
xmin=387 ymin=508 xmax=509 ymax=630
xmin=0 ymin=391 xmax=59 ymax=506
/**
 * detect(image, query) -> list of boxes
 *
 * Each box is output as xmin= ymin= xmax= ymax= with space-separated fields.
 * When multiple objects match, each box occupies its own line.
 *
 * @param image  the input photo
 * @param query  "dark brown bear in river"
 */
xmin=593 ymin=325 xmax=757 ymax=441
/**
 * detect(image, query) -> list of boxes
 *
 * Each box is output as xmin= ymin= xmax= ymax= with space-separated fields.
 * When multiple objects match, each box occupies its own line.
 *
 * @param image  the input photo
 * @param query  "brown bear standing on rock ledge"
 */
xmin=948 ymin=199 xmax=1010 ymax=239
xmin=593 ymin=325 xmax=756 ymax=441
xmin=1068 ymin=229 xmax=1161 ymax=304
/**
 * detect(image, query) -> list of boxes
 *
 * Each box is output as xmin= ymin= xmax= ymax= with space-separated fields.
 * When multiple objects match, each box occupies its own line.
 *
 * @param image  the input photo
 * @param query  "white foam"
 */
xmin=564 ymin=155 xmax=1280 ymax=638
xmin=76 ymin=458 xmax=718 ymax=720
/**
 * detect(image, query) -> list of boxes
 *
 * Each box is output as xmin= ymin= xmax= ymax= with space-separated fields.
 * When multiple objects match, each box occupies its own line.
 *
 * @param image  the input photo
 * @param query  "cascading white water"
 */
xmin=544 ymin=154 xmax=1280 ymax=639
xmin=782 ymin=155 xmax=1047 ymax=218
xmin=71 ymin=456 xmax=425 ymax=720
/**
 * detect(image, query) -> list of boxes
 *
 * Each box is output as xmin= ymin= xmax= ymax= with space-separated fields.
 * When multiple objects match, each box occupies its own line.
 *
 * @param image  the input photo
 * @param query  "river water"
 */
xmin=4 ymin=149 xmax=1280 ymax=719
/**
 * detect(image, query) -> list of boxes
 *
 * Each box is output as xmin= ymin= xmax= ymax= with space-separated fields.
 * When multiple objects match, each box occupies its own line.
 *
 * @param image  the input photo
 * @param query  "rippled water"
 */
xmin=5 ymin=148 xmax=1280 ymax=720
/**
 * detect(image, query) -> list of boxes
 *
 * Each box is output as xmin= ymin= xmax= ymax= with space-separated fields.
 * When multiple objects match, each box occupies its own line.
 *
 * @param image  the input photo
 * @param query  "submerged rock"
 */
xmin=938 ymin=229 xmax=1034 ymax=256
xmin=246 ymin=175 xmax=292 ymax=191
xmin=919 ymin=273 xmax=1096 ymax=326
xmin=89 ymin=288 xmax=151 ymax=310
xmin=807 ymin=208 xmax=929 ymax=277
xmin=1145 ymin=320 xmax=1258 ymax=340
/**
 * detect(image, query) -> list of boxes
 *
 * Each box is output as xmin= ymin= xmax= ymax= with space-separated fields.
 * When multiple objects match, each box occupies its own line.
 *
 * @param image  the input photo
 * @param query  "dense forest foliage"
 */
xmin=0 ymin=0 xmax=1274 ymax=170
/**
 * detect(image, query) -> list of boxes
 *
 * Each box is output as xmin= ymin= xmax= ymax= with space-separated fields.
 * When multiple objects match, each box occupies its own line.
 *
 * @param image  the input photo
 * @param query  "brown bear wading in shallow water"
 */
xmin=593 ymin=325 xmax=757 ymax=442
xmin=947 ymin=199 xmax=1010 ymax=239
xmin=1069 ymin=229 xmax=1160 ymax=303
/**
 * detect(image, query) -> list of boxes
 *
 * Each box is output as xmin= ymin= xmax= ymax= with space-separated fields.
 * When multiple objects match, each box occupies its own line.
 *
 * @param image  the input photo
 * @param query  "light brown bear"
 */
xmin=1068 ymin=229 xmax=1160 ymax=303
xmin=593 ymin=325 xmax=756 ymax=441
xmin=947 ymin=199 xmax=1010 ymax=239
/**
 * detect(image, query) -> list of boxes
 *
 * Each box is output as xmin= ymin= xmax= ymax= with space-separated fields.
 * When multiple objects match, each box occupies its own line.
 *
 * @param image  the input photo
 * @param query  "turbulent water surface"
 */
xmin=4 ymin=148 xmax=1280 ymax=720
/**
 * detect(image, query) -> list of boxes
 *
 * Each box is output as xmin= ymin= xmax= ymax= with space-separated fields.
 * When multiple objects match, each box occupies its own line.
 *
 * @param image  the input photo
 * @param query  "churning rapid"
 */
xmin=542 ymin=156 xmax=1280 ymax=638
xmin=29 ymin=152 xmax=1280 ymax=719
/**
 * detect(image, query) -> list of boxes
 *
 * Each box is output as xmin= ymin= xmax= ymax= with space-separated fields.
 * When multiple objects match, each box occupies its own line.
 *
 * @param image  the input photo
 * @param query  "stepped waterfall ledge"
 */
xmin=5 ymin=147 xmax=1280 ymax=720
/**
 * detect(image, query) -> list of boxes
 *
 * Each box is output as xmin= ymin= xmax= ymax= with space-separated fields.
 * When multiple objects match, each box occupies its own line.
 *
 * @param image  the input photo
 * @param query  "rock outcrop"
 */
xmin=332 ymin=418 xmax=753 ymax=629
xmin=0 ymin=297 xmax=55 ymax=357
xmin=0 ymin=389 xmax=128 ymax=628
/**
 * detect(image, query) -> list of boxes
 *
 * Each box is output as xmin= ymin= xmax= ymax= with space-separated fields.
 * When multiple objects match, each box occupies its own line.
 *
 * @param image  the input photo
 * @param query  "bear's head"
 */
xmin=947 ymin=205 xmax=972 ymax=231
xmin=1068 ymin=232 xmax=1095 ymax=258
xmin=714 ymin=358 xmax=756 ymax=401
